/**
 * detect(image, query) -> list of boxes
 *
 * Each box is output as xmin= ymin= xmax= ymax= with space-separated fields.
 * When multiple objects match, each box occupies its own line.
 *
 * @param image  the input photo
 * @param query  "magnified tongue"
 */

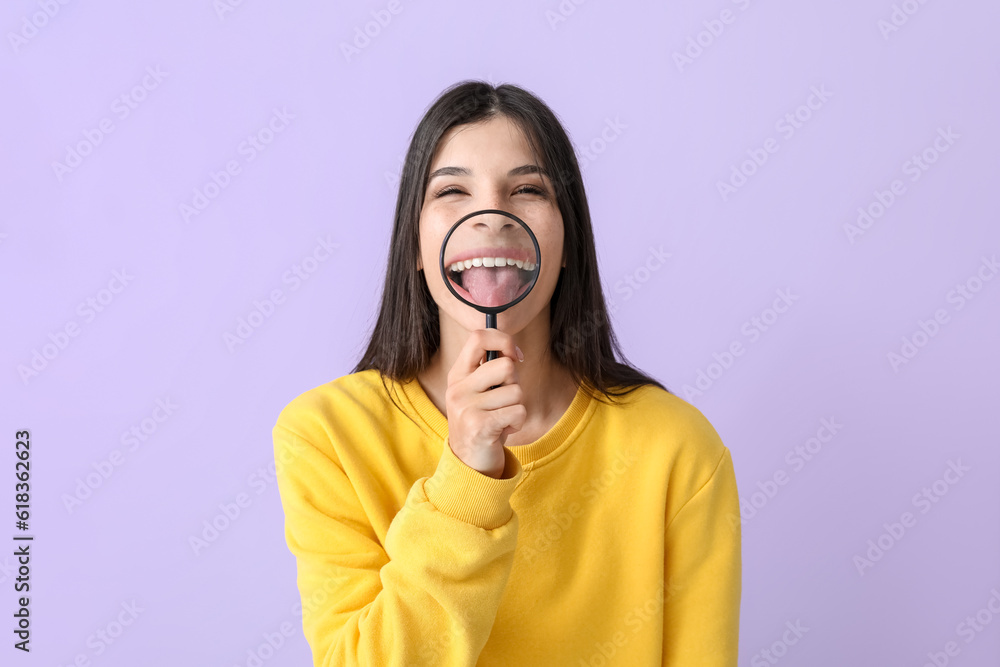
xmin=463 ymin=266 xmax=522 ymax=307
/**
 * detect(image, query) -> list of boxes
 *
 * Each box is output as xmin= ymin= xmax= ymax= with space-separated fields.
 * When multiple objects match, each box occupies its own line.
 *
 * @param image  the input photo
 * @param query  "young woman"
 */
xmin=273 ymin=80 xmax=742 ymax=666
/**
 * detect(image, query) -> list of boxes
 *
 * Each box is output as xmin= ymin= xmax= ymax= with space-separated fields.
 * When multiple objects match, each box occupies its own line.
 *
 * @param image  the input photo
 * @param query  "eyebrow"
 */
xmin=427 ymin=164 xmax=550 ymax=181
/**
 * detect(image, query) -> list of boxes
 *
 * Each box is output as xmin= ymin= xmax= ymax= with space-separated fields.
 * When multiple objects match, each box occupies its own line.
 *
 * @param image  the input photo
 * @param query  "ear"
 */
xmin=417 ymin=256 xmax=423 ymax=271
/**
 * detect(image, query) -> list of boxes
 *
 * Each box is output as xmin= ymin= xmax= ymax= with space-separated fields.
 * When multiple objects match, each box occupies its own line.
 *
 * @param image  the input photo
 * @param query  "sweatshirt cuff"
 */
xmin=423 ymin=436 xmax=523 ymax=530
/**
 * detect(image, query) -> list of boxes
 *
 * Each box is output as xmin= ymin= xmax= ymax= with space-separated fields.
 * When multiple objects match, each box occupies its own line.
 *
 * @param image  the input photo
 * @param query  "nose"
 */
xmin=470 ymin=210 xmax=518 ymax=235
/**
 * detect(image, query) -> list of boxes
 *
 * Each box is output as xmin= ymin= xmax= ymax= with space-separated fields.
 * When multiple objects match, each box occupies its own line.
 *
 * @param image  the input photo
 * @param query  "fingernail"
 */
xmin=515 ymin=345 xmax=524 ymax=362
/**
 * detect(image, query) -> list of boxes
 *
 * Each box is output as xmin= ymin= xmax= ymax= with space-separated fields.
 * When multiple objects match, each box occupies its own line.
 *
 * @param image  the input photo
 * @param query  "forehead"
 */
xmin=430 ymin=116 xmax=537 ymax=169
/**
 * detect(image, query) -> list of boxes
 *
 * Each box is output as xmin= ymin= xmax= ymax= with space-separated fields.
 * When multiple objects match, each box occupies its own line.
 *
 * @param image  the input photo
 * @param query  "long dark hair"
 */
xmin=352 ymin=80 xmax=669 ymax=408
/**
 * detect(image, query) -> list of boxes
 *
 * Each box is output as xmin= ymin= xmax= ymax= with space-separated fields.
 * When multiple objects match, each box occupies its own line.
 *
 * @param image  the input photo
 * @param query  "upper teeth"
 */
xmin=449 ymin=257 xmax=535 ymax=272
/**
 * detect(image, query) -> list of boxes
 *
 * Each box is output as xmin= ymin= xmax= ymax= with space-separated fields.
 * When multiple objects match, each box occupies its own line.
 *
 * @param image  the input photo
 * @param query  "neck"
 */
xmin=418 ymin=305 xmax=575 ymax=423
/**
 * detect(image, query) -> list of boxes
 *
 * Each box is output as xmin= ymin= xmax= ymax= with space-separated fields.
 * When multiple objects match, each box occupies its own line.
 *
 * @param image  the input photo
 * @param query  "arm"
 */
xmin=273 ymin=423 xmax=523 ymax=667
xmin=662 ymin=447 xmax=742 ymax=666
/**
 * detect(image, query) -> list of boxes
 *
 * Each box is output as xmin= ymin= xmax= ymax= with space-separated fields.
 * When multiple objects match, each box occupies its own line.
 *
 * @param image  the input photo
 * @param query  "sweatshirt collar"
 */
xmin=396 ymin=373 xmax=595 ymax=468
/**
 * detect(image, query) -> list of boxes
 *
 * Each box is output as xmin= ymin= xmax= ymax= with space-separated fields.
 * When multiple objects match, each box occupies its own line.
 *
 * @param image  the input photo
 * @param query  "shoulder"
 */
xmin=597 ymin=382 xmax=729 ymax=473
xmin=604 ymin=384 xmax=735 ymax=520
xmin=272 ymin=369 xmax=392 ymax=443
xmin=602 ymin=383 xmax=725 ymax=447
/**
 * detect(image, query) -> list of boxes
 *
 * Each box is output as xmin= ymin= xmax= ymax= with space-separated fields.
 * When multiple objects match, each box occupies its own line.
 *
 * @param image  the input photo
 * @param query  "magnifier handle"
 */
xmin=486 ymin=313 xmax=501 ymax=389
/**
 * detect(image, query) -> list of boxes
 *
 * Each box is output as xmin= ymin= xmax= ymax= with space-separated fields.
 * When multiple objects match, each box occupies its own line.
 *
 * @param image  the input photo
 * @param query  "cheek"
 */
xmin=419 ymin=215 xmax=447 ymax=252
xmin=422 ymin=236 xmax=442 ymax=272
xmin=539 ymin=229 xmax=564 ymax=272
xmin=420 ymin=233 xmax=449 ymax=278
xmin=417 ymin=221 xmax=434 ymax=267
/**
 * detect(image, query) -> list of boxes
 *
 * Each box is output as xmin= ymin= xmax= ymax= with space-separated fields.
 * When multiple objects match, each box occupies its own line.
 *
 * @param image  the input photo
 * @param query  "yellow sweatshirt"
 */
xmin=272 ymin=368 xmax=741 ymax=666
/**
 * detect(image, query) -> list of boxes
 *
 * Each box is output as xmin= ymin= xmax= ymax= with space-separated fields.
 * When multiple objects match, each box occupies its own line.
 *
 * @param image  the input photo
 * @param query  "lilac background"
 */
xmin=3 ymin=1 xmax=999 ymax=665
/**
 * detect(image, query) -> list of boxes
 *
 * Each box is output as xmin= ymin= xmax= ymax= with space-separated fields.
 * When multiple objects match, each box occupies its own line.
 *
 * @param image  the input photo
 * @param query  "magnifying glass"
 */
xmin=439 ymin=209 xmax=541 ymax=375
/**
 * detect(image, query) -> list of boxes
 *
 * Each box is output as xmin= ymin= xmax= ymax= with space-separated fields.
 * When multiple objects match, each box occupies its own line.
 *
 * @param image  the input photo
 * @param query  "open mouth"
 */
xmin=446 ymin=247 xmax=537 ymax=307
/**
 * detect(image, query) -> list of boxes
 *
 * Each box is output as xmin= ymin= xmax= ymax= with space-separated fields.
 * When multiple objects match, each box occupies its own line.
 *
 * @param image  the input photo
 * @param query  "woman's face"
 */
xmin=417 ymin=115 xmax=565 ymax=335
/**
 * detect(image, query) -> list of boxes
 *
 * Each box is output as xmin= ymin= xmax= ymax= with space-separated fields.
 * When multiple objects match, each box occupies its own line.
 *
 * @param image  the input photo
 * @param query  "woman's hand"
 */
xmin=445 ymin=329 xmax=526 ymax=479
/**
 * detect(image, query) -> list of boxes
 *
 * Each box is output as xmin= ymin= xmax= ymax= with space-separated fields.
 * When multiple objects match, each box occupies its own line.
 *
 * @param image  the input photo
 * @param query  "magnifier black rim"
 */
xmin=438 ymin=208 xmax=542 ymax=315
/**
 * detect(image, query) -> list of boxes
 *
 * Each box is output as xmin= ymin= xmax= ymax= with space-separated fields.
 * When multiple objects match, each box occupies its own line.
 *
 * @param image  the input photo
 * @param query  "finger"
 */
xmin=452 ymin=329 xmax=521 ymax=380
xmin=476 ymin=355 xmax=519 ymax=393
xmin=470 ymin=382 xmax=522 ymax=412
xmin=494 ymin=404 xmax=527 ymax=434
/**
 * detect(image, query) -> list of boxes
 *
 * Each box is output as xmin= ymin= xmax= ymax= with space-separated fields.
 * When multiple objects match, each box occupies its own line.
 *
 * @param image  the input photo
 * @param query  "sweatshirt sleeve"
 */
xmin=662 ymin=447 xmax=742 ymax=666
xmin=273 ymin=422 xmax=524 ymax=667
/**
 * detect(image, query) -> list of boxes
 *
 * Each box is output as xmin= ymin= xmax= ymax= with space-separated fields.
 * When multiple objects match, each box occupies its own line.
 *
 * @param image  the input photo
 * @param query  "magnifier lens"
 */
xmin=441 ymin=210 xmax=539 ymax=312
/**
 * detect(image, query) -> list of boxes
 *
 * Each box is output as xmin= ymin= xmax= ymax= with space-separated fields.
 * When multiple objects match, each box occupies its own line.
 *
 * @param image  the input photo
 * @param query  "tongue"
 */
xmin=463 ymin=266 xmax=522 ymax=307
